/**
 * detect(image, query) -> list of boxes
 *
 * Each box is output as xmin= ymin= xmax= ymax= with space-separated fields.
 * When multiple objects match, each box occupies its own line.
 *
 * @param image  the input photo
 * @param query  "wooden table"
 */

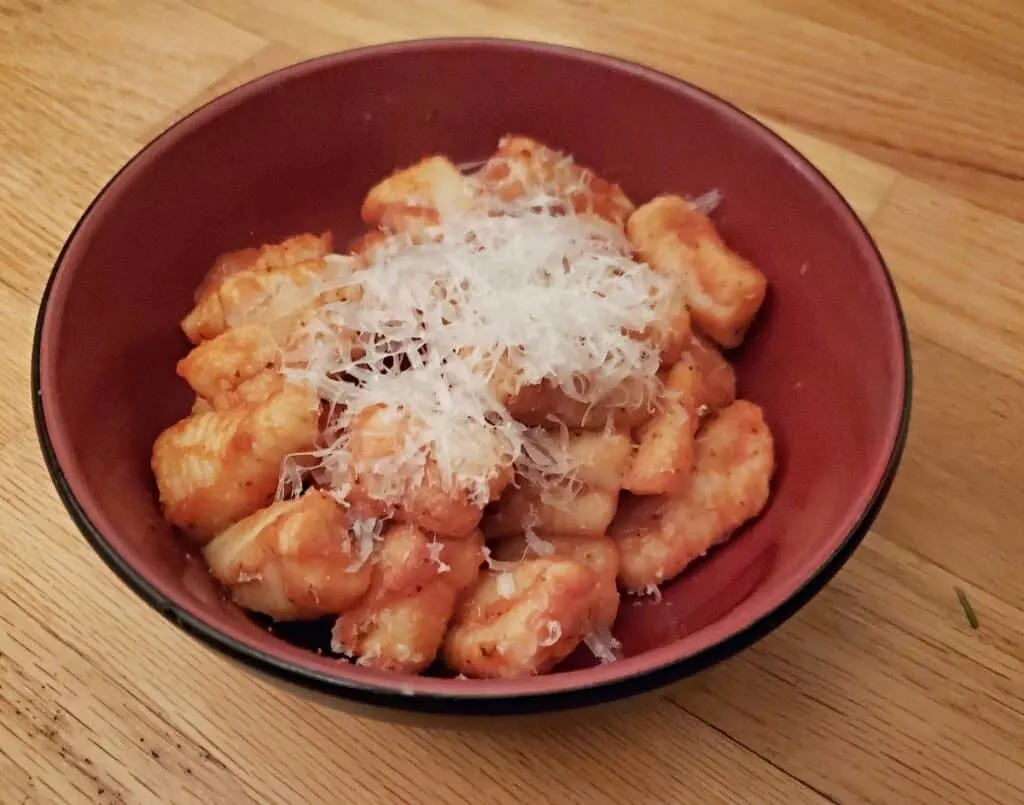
xmin=1 ymin=2 xmax=1021 ymax=803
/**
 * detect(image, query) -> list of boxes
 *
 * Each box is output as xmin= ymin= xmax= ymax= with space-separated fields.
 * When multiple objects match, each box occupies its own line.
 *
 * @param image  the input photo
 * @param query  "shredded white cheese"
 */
xmin=426 ymin=539 xmax=451 ymax=574
xmin=345 ymin=517 xmax=383 ymax=573
xmin=690 ymin=189 xmax=723 ymax=215
xmin=638 ymin=583 xmax=663 ymax=603
xmin=524 ymin=528 xmax=555 ymax=558
xmin=495 ymin=572 xmax=517 ymax=599
xmin=584 ymin=627 xmax=622 ymax=664
xmin=539 ymin=620 xmax=562 ymax=647
xmin=261 ymin=163 xmax=676 ymax=533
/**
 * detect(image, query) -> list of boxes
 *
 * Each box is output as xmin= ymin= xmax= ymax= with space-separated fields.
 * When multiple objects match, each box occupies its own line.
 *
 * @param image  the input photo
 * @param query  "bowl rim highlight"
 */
xmin=31 ymin=37 xmax=913 ymax=717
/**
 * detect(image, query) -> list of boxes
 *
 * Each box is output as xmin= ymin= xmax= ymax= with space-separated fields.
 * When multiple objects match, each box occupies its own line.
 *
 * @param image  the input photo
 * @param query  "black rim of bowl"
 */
xmin=31 ymin=37 xmax=913 ymax=718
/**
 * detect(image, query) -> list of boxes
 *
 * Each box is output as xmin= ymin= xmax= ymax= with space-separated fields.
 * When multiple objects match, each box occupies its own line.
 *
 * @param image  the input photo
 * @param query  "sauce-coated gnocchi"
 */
xmin=150 ymin=135 xmax=774 ymax=679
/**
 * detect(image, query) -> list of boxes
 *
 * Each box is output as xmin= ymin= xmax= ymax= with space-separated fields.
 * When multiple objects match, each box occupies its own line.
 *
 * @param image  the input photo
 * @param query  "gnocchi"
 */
xmin=361 ymin=155 xmax=475 ymax=234
xmin=491 ymin=534 xmax=620 ymax=630
xmin=478 ymin=135 xmax=635 ymax=227
xmin=203 ymin=489 xmax=373 ymax=621
xmin=331 ymin=524 xmax=484 ymax=673
xmin=612 ymin=400 xmax=775 ymax=592
xmin=628 ymin=195 xmax=767 ymax=348
xmin=443 ymin=557 xmax=605 ymax=679
xmin=151 ymin=135 xmax=774 ymax=680
xmin=152 ymin=383 xmax=320 ymax=543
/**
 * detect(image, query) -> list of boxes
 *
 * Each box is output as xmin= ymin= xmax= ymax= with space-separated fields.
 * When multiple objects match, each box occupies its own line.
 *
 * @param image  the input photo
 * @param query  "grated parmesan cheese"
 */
xmin=345 ymin=517 xmax=383 ymax=573
xmin=495 ymin=572 xmax=517 ymax=599
xmin=539 ymin=620 xmax=562 ymax=647
xmin=524 ymin=527 xmax=555 ymax=558
xmin=261 ymin=165 xmax=677 ymax=540
xmin=584 ymin=627 xmax=622 ymax=664
xmin=689 ymin=188 xmax=723 ymax=215
xmin=426 ymin=538 xmax=451 ymax=574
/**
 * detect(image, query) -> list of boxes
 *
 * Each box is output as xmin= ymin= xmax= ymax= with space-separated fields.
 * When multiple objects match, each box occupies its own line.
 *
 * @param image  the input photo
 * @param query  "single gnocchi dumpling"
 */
xmin=623 ymin=333 xmax=738 ymax=496
xmin=182 ymin=259 xmax=329 ymax=345
xmin=611 ymin=399 xmax=775 ymax=591
xmin=346 ymin=404 xmax=513 ymax=539
xmin=202 ymin=489 xmax=374 ymax=621
xmin=208 ymin=370 xmax=289 ymax=411
xmin=491 ymin=534 xmax=620 ymax=630
xmin=623 ymin=398 xmax=694 ymax=497
xmin=477 ymin=135 xmax=635 ymax=228
xmin=627 ymin=195 xmax=767 ymax=349
xmin=336 ymin=584 xmax=457 ymax=674
xmin=182 ymin=232 xmax=336 ymax=344
xmin=442 ymin=557 xmax=604 ymax=679
xmin=178 ymin=311 xmax=357 ymax=412
xmin=331 ymin=524 xmax=484 ymax=674
xmin=176 ymin=324 xmax=282 ymax=409
xmin=664 ymin=333 xmax=737 ymax=414
xmin=483 ymin=428 xmax=631 ymax=540
xmin=361 ymin=156 xmax=474 ymax=235
xmin=151 ymin=383 xmax=321 ymax=543
xmin=194 ymin=232 xmax=333 ymax=300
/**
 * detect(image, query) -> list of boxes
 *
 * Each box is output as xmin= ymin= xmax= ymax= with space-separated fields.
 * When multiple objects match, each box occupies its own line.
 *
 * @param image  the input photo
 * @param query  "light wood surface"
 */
xmin=1 ymin=1 xmax=1022 ymax=803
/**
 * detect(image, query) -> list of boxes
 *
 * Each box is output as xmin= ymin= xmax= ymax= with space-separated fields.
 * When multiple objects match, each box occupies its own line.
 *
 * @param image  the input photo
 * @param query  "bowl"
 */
xmin=32 ymin=38 xmax=911 ymax=719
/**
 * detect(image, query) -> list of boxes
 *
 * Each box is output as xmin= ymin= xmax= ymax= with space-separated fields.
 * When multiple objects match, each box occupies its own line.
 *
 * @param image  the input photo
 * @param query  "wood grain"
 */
xmin=0 ymin=72 xmax=138 ymax=299
xmin=753 ymin=115 xmax=899 ymax=220
xmin=138 ymin=43 xmax=307 ymax=144
xmin=0 ymin=285 xmax=36 ymax=447
xmin=756 ymin=0 xmax=1024 ymax=87
xmin=0 ymin=0 xmax=262 ymax=300
xmin=675 ymin=535 xmax=1024 ymax=805
xmin=872 ymin=178 xmax=1024 ymax=384
xmin=407 ymin=0 xmax=1024 ymax=207
xmin=1 ymin=1 xmax=1022 ymax=803
xmin=875 ymin=335 xmax=1024 ymax=609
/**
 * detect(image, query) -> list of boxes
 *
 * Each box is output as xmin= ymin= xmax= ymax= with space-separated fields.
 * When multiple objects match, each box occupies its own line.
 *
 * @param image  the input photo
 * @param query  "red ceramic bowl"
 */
xmin=33 ymin=38 xmax=911 ymax=718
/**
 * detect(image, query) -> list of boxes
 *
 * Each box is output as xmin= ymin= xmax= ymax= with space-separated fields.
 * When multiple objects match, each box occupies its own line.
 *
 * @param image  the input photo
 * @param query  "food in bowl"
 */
xmin=34 ymin=38 xmax=912 ymax=719
xmin=148 ymin=134 xmax=774 ymax=680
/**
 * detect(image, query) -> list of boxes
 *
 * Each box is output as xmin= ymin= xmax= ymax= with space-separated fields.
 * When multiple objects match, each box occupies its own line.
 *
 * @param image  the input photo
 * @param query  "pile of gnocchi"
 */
xmin=151 ymin=136 xmax=775 ymax=680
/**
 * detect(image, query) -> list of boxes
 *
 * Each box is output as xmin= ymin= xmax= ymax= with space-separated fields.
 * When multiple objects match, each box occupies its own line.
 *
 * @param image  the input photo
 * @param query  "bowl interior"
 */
xmin=37 ymin=40 xmax=906 ymax=705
